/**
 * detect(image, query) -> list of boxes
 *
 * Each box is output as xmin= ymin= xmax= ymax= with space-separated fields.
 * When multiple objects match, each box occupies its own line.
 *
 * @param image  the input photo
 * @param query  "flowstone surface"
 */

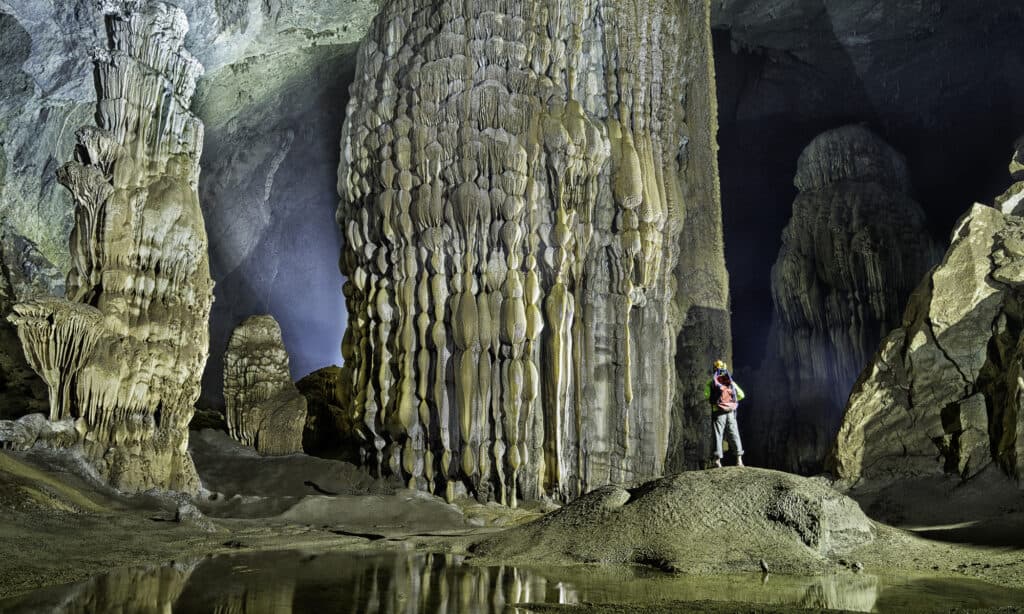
xmin=336 ymin=0 xmax=729 ymax=505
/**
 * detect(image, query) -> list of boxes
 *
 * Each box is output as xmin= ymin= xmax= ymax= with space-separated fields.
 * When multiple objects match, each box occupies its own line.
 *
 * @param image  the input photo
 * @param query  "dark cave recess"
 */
xmin=711 ymin=2 xmax=1024 ymax=372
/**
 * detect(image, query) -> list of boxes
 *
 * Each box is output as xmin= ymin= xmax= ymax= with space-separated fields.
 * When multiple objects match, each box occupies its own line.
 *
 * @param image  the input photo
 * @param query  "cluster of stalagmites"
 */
xmin=337 ymin=0 xmax=725 ymax=504
xmin=830 ymin=141 xmax=1024 ymax=485
xmin=751 ymin=126 xmax=937 ymax=473
xmin=4 ymin=1 xmax=213 ymax=492
xmin=224 ymin=315 xmax=307 ymax=455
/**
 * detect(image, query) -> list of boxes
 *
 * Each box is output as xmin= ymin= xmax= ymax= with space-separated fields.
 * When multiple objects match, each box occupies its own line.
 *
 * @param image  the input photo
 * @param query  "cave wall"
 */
xmin=0 ymin=0 xmax=376 ymax=406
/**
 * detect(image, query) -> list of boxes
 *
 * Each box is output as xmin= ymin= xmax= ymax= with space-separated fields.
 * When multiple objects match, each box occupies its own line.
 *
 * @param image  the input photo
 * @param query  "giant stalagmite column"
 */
xmin=7 ymin=2 xmax=213 ymax=492
xmin=753 ymin=126 xmax=938 ymax=473
xmin=337 ymin=0 xmax=727 ymax=503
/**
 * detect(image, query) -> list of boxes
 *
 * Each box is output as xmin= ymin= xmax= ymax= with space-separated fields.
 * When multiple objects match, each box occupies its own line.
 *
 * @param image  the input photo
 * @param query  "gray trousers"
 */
xmin=713 ymin=410 xmax=744 ymax=459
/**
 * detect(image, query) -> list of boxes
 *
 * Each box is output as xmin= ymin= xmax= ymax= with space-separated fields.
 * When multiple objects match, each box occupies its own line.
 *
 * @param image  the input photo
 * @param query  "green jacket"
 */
xmin=704 ymin=379 xmax=745 ymax=403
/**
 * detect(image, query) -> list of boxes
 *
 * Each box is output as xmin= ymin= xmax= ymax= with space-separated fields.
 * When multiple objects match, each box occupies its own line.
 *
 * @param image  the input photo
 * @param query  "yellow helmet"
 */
xmin=713 ymin=360 xmax=727 ymax=371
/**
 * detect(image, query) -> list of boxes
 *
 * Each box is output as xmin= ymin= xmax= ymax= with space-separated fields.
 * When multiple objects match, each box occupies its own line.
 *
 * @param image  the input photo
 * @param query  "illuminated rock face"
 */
xmin=751 ymin=126 xmax=938 ymax=473
xmin=7 ymin=2 xmax=213 ymax=493
xmin=337 ymin=0 xmax=727 ymax=503
xmin=224 ymin=315 xmax=307 ymax=456
xmin=831 ymin=201 xmax=1024 ymax=485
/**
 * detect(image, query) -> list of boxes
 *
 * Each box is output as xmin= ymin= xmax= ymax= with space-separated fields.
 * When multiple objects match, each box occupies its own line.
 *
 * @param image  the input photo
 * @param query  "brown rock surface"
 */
xmin=470 ymin=467 xmax=875 ymax=574
xmin=5 ymin=2 xmax=214 ymax=493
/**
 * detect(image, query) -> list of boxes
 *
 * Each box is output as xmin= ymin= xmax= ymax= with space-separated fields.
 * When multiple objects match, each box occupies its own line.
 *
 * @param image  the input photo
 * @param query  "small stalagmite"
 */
xmin=336 ymin=0 xmax=728 ymax=504
xmin=6 ymin=1 xmax=213 ymax=492
xmin=224 ymin=315 xmax=307 ymax=456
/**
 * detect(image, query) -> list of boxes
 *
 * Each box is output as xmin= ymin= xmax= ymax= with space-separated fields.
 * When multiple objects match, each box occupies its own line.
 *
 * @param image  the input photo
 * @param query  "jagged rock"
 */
xmin=6 ymin=2 xmax=214 ymax=493
xmin=470 ymin=468 xmax=876 ymax=573
xmin=998 ymin=135 xmax=1024 ymax=217
xmin=830 ymin=202 xmax=1024 ymax=484
xmin=750 ymin=126 xmax=939 ymax=473
xmin=295 ymin=365 xmax=361 ymax=461
xmin=224 ymin=315 xmax=307 ymax=456
xmin=0 ymin=413 xmax=77 ymax=451
xmin=336 ymin=0 xmax=727 ymax=504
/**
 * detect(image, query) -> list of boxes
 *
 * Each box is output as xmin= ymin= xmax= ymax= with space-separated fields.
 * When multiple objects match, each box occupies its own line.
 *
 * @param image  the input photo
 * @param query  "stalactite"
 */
xmin=337 ymin=0 xmax=717 ymax=503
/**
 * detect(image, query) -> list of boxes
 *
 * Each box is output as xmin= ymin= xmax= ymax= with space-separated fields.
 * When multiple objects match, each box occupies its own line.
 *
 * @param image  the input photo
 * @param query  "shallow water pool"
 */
xmin=1 ymin=549 xmax=1021 ymax=613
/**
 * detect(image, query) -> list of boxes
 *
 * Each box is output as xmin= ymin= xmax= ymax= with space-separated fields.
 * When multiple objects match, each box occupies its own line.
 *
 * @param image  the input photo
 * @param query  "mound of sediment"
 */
xmin=471 ymin=468 xmax=875 ymax=574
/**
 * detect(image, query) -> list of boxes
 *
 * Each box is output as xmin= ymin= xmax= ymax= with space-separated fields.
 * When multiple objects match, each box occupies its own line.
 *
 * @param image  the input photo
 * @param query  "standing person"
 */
xmin=705 ymin=360 xmax=745 ymax=468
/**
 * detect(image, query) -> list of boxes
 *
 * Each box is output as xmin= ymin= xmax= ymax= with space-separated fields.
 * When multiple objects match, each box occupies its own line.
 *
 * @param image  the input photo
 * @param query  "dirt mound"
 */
xmin=471 ymin=468 xmax=875 ymax=574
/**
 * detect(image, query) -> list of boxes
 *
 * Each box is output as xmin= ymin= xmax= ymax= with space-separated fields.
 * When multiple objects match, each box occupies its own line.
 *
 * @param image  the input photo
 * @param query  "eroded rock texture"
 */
xmin=998 ymin=136 xmax=1024 ymax=217
xmin=337 ymin=0 xmax=727 ymax=504
xmin=224 ymin=315 xmax=307 ymax=456
xmin=6 ymin=2 xmax=213 ymax=492
xmin=750 ymin=126 xmax=938 ymax=473
xmin=471 ymin=467 xmax=876 ymax=573
xmin=714 ymin=2 xmax=1024 ymax=377
xmin=830 ymin=200 xmax=1024 ymax=485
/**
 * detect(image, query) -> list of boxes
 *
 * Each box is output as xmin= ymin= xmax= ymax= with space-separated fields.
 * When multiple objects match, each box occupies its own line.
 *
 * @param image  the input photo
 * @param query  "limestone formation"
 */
xmin=224 ymin=315 xmax=307 ymax=456
xmin=6 ymin=2 xmax=214 ymax=493
xmin=470 ymin=468 xmax=876 ymax=573
xmin=296 ymin=365 xmax=362 ymax=460
xmin=830 ymin=201 xmax=1024 ymax=484
xmin=0 ymin=1 xmax=376 ymax=407
xmin=751 ymin=126 xmax=938 ymax=473
xmin=336 ymin=0 xmax=727 ymax=504
xmin=0 ymin=226 xmax=58 ymax=419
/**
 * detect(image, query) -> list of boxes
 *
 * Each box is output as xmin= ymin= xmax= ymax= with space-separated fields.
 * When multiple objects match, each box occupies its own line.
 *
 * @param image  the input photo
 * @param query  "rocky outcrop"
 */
xmin=470 ymin=468 xmax=876 ymax=573
xmin=830 ymin=200 xmax=1024 ymax=484
xmin=295 ymin=365 xmax=361 ymax=461
xmin=224 ymin=315 xmax=306 ymax=455
xmin=750 ymin=126 xmax=938 ymax=473
xmin=5 ymin=2 xmax=214 ymax=493
xmin=337 ymin=0 xmax=727 ymax=504
xmin=998 ymin=136 xmax=1024 ymax=217
xmin=714 ymin=1 xmax=1024 ymax=383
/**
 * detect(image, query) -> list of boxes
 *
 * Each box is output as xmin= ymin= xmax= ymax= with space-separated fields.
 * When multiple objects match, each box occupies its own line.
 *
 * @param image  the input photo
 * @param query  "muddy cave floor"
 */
xmin=1 ymin=432 xmax=1023 ymax=613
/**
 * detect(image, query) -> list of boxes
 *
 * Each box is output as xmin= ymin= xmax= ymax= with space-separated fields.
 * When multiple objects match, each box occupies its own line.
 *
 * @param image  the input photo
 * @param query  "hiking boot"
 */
xmin=713 ymin=458 xmax=722 ymax=468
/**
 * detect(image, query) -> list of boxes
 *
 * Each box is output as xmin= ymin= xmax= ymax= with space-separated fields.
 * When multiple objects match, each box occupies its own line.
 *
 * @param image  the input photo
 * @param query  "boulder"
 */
xmin=295 ymin=365 xmax=361 ymax=461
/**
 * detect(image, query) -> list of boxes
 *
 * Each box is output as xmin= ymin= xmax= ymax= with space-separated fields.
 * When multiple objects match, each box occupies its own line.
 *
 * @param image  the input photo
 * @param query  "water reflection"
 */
xmin=2 ymin=550 xmax=1023 ymax=613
